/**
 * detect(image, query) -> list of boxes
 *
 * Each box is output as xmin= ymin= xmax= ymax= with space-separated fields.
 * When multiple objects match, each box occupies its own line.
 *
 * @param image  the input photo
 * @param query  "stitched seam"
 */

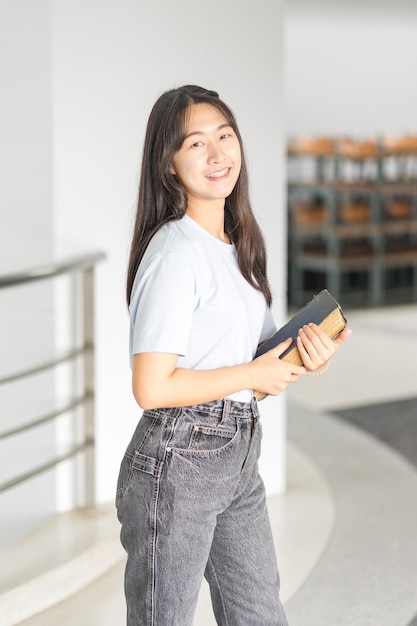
xmin=148 ymin=473 xmax=160 ymax=626
xmin=148 ymin=416 xmax=178 ymax=626
xmin=234 ymin=420 xmax=261 ymax=495
xmin=206 ymin=553 xmax=230 ymax=626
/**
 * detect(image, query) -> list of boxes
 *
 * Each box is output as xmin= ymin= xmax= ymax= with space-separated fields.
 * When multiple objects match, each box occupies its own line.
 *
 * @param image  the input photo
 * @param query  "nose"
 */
xmin=207 ymin=141 xmax=225 ymax=164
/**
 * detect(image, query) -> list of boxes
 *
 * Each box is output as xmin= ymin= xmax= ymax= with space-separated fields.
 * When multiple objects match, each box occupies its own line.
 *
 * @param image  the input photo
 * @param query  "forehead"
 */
xmin=184 ymin=102 xmax=230 ymax=133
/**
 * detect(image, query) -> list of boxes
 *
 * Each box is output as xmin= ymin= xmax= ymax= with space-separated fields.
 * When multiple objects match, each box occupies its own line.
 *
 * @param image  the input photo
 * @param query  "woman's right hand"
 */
xmin=249 ymin=338 xmax=306 ymax=397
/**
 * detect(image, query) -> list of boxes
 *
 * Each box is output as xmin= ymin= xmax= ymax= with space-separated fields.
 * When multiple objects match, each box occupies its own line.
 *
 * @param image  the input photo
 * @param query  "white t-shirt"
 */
xmin=129 ymin=214 xmax=276 ymax=402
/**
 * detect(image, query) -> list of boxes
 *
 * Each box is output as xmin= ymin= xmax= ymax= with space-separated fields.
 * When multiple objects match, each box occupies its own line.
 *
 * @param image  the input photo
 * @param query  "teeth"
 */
xmin=207 ymin=168 xmax=229 ymax=179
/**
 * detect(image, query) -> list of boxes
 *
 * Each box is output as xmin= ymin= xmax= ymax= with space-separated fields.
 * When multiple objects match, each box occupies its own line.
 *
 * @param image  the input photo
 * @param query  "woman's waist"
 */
xmin=145 ymin=396 xmax=259 ymax=425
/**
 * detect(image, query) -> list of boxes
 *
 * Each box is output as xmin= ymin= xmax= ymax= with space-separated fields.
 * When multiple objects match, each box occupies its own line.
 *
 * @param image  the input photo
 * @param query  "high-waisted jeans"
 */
xmin=115 ymin=397 xmax=289 ymax=626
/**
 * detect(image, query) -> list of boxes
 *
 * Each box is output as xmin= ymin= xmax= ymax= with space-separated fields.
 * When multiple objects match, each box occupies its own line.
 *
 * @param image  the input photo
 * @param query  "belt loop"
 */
xmin=251 ymin=396 xmax=259 ymax=419
xmin=219 ymin=398 xmax=232 ymax=425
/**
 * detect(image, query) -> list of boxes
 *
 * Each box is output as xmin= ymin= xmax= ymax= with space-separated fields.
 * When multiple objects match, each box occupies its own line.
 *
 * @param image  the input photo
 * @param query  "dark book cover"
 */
xmin=255 ymin=289 xmax=347 ymax=361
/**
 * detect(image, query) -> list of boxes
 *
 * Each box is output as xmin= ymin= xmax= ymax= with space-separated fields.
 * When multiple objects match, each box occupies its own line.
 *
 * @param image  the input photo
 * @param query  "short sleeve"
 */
xmin=130 ymin=252 xmax=198 ymax=357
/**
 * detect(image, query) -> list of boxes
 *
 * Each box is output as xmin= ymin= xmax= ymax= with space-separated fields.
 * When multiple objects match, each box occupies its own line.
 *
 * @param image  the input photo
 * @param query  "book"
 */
xmin=254 ymin=289 xmax=347 ymax=400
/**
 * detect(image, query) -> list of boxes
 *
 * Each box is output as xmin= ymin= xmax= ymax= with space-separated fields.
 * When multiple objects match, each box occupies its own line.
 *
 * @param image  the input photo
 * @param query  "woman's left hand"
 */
xmin=296 ymin=323 xmax=352 ymax=372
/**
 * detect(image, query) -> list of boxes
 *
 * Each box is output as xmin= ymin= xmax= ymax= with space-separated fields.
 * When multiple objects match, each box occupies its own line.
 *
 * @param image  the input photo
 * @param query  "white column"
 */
xmin=52 ymin=0 xmax=287 ymax=502
xmin=0 ymin=0 xmax=56 ymax=545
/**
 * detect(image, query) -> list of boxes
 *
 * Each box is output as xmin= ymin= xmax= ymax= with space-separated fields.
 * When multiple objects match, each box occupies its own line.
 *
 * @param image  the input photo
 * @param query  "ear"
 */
xmin=168 ymin=163 xmax=176 ymax=175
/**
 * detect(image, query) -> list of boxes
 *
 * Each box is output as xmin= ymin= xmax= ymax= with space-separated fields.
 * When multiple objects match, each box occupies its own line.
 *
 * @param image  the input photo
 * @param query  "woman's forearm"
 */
xmin=132 ymin=341 xmax=303 ymax=410
xmin=133 ymin=353 xmax=253 ymax=409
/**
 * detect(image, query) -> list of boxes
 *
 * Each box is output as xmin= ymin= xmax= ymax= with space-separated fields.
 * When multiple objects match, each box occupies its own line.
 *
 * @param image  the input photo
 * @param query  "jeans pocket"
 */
xmin=168 ymin=420 xmax=240 ymax=458
xmin=189 ymin=424 xmax=237 ymax=452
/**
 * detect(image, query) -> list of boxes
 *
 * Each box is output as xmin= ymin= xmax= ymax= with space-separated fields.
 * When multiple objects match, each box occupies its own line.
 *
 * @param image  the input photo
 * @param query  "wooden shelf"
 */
xmin=290 ymin=219 xmax=417 ymax=239
xmin=287 ymin=142 xmax=417 ymax=307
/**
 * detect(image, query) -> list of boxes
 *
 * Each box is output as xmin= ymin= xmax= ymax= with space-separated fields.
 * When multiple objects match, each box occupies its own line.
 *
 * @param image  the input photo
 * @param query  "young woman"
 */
xmin=116 ymin=85 xmax=350 ymax=626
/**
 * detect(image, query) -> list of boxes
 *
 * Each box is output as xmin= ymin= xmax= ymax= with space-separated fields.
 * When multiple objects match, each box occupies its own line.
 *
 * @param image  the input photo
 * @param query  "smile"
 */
xmin=206 ymin=168 xmax=231 ymax=179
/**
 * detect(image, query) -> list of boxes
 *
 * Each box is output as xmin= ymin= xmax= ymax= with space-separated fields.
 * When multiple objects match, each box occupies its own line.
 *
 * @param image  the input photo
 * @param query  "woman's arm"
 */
xmin=132 ymin=337 xmax=305 ymax=409
xmin=132 ymin=324 xmax=352 ymax=410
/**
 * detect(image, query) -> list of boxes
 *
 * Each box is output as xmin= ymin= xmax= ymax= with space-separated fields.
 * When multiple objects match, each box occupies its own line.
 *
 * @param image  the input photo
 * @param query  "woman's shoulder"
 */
xmin=149 ymin=217 xmax=200 ymax=257
xmin=142 ymin=218 xmax=198 ymax=268
xmin=130 ymin=220 xmax=199 ymax=304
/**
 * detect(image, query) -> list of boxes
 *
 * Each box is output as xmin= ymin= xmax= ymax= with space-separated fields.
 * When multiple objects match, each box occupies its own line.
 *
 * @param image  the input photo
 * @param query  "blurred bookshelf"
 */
xmin=287 ymin=135 xmax=417 ymax=308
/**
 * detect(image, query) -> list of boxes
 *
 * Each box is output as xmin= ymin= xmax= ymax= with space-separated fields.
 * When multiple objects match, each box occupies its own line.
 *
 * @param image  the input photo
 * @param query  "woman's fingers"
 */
xmin=258 ymin=324 xmax=352 ymax=384
xmin=300 ymin=323 xmax=334 ymax=351
xmin=297 ymin=322 xmax=352 ymax=370
xmin=270 ymin=336 xmax=293 ymax=357
xmin=269 ymin=339 xmax=306 ymax=374
xmin=252 ymin=339 xmax=307 ymax=396
xmin=297 ymin=323 xmax=335 ymax=368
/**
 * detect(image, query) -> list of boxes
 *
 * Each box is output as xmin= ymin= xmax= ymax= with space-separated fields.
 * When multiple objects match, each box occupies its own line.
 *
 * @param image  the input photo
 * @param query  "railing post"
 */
xmin=0 ymin=252 xmax=105 ymax=508
xmin=83 ymin=266 xmax=96 ymax=507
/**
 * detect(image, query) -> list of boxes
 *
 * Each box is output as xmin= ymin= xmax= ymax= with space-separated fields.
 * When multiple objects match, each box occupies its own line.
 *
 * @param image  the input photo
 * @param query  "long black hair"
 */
xmin=126 ymin=85 xmax=272 ymax=306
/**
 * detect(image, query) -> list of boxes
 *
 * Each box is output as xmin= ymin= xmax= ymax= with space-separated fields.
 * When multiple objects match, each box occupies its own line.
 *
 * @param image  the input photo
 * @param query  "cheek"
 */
xmin=174 ymin=159 xmax=201 ymax=192
xmin=231 ymin=144 xmax=242 ymax=168
xmin=233 ymin=151 xmax=242 ymax=176
xmin=174 ymin=155 xmax=199 ymax=180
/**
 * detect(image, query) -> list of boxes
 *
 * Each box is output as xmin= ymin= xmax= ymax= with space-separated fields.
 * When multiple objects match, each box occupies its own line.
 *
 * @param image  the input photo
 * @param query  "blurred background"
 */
xmin=1 ymin=1 xmax=416 ymax=625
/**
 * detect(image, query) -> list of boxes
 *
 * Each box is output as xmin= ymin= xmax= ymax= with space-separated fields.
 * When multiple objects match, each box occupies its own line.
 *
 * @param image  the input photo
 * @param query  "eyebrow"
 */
xmin=183 ymin=123 xmax=233 ymax=141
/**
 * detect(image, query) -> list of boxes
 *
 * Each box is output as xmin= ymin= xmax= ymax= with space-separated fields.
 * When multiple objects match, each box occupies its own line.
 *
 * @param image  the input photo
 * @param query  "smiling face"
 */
xmin=170 ymin=103 xmax=242 ymax=214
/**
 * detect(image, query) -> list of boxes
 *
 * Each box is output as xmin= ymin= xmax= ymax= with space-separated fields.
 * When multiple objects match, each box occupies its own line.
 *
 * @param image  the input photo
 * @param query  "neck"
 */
xmin=186 ymin=201 xmax=230 ymax=244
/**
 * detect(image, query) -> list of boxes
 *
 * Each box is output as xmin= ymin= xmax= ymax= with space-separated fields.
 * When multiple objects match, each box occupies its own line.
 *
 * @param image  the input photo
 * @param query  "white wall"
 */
xmin=0 ymin=0 xmax=56 ymax=546
xmin=0 ymin=0 xmax=54 ymax=271
xmin=285 ymin=0 xmax=417 ymax=136
xmin=52 ymin=0 xmax=287 ymax=503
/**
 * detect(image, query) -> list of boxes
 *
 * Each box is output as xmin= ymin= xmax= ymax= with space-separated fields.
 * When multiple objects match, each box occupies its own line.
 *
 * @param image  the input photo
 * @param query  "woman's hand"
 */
xmin=296 ymin=323 xmax=352 ymax=372
xmin=250 ymin=338 xmax=306 ymax=397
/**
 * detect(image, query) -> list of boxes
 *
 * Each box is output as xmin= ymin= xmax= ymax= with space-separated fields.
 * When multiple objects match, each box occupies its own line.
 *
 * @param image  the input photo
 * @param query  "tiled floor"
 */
xmin=13 ymin=440 xmax=334 ymax=626
xmin=7 ymin=303 xmax=417 ymax=626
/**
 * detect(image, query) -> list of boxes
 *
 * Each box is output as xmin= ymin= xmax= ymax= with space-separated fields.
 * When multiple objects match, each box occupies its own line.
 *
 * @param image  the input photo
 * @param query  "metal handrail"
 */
xmin=0 ymin=345 xmax=90 ymax=386
xmin=0 ymin=251 xmax=106 ymax=288
xmin=0 ymin=440 xmax=94 ymax=492
xmin=0 ymin=393 xmax=92 ymax=440
xmin=0 ymin=251 xmax=106 ymax=505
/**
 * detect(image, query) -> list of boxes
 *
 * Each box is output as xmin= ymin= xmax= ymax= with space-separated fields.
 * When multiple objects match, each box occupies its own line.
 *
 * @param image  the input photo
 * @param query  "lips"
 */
xmin=206 ymin=167 xmax=231 ymax=179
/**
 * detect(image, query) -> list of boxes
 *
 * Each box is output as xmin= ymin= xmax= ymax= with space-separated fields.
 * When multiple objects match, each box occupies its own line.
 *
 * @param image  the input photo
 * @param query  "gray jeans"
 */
xmin=116 ymin=398 xmax=288 ymax=626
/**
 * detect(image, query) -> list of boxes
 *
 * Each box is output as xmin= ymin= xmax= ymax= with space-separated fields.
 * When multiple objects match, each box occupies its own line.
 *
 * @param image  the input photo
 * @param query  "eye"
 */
xmin=191 ymin=141 xmax=204 ymax=148
xmin=220 ymin=133 xmax=231 ymax=140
